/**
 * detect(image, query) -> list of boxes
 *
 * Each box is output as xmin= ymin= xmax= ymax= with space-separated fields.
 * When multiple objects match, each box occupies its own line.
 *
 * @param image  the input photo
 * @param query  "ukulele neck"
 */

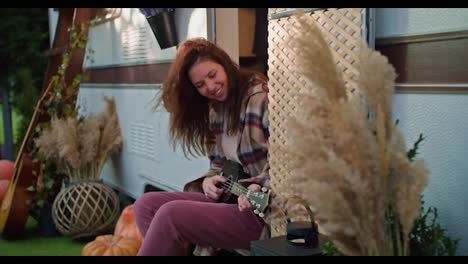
xmin=228 ymin=182 xmax=248 ymax=197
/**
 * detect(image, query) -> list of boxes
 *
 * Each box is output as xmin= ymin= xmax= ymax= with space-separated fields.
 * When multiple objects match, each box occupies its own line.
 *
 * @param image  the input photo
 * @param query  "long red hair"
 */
xmin=157 ymin=38 xmax=266 ymax=158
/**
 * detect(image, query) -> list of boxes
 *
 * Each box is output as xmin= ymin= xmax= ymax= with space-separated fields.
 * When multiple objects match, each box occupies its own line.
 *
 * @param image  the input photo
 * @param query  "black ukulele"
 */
xmin=217 ymin=160 xmax=271 ymax=218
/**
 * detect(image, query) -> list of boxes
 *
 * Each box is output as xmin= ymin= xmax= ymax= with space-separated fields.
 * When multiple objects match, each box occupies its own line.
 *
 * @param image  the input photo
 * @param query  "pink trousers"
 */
xmin=133 ymin=191 xmax=265 ymax=256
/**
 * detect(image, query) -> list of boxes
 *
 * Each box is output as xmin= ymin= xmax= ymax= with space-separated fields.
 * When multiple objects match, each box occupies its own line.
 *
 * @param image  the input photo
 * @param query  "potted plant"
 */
xmin=33 ymin=96 xmax=123 ymax=238
xmin=27 ymin=16 xmax=98 ymax=236
xmin=321 ymin=134 xmax=460 ymax=256
xmin=139 ymin=8 xmax=179 ymax=49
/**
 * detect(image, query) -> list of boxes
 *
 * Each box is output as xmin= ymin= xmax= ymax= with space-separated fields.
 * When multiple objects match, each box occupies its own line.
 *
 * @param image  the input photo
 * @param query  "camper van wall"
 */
xmin=72 ymin=8 xmax=213 ymax=198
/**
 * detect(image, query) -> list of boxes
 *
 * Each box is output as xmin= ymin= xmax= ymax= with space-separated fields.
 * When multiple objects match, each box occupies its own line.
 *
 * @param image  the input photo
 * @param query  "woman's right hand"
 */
xmin=202 ymin=175 xmax=226 ymax=201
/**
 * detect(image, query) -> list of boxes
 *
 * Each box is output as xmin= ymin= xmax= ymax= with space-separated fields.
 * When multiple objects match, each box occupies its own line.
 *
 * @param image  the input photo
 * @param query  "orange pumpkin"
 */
xmin=114 ymin=204 xmax=144 ymax=244
xmin=82 ymin=234 xmax=141 ymax=256
xmin=0 ymin=179 xmax=10 ymax=205
xmin=0 ymin=160 xmax=14 ymax=181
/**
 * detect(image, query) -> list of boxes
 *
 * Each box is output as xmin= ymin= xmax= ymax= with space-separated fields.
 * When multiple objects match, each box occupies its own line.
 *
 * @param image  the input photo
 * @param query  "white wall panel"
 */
xmin=393 ymin=93 xmax=468 ymax=255
xmin=377 ymin=8 xmax=468 ymax=255
xmin=376 ymin=8 xmax=468 ymax=38
xmin=77 ymin=84 xmax=209 ymax=198
xmin=83 ymin=8 xmax=209 ymax=69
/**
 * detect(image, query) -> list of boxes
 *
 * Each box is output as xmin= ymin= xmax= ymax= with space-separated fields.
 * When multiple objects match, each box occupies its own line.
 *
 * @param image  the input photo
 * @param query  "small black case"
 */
xmin=250 ymin=221 xmax=321 ymax=256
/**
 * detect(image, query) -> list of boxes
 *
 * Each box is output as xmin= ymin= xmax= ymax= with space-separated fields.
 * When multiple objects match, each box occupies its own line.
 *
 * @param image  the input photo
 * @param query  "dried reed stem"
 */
xmin=278 ymin=12 xmax=428 ymax=256
xmin=34 ymin=96 xmax=122 ymax=183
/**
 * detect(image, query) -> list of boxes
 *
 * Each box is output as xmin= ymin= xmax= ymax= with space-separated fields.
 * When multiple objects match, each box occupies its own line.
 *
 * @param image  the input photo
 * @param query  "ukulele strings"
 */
xmin=220 ymin=178 xmax=248 ymax=195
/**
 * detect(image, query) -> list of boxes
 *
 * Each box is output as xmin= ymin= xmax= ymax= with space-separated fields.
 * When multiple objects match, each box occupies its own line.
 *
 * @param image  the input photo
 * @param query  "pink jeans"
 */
xmin=133 ymin=191 xmax=265 ymax=256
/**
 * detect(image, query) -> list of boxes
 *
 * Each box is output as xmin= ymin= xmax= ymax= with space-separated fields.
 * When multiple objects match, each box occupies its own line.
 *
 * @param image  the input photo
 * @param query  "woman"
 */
xmin=134 ymin=37 xmax=270 ymax=256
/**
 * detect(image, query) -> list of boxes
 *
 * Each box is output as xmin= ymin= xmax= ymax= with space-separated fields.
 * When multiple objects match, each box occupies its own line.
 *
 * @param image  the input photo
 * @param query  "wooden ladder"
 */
xmin=0 ymin=8 xmax=97 ymax=239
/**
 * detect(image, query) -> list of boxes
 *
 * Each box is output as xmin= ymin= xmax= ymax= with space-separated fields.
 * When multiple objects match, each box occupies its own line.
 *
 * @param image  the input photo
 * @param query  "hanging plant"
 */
xmin=138 ymin=8 xmax=179 ymax=49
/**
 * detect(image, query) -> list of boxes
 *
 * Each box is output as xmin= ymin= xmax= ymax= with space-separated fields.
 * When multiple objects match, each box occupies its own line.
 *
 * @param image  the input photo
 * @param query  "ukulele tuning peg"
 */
xmin=254 ymin=209 xmax=259 ymax=215
xmin=259 ymin=212 xmax=265 ymax=218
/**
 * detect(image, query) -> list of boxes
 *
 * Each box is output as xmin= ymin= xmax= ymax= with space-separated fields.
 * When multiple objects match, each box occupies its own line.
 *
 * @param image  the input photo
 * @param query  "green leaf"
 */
xmin=407 ymin=133 xmax=425 ymax=162
xmin=45 ymin=180 xmax=54 ymax=189
xmin=72 ymin=74 xmax=82 ymax=87
xmin=409 ymin=195 xmax=460 ymax=255
xmin=37 ymin=200 xmax=45 ymax=207
xmin=78 ymin=40 xmax=87 ymax=49
xmin=322 ymin=240 xmax=344 ymax=256
xmin=70 ymin=30 xmax=77 ymax=40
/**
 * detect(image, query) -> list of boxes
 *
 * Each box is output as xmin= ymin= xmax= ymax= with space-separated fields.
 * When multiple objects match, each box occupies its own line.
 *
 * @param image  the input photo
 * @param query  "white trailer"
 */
xmin=48 ymin=8 xmax=226 ymax=199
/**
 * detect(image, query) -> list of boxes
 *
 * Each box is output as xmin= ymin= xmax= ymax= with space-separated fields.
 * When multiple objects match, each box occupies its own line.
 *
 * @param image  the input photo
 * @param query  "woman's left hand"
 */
xmin=238 ymin=183 xmax=261 ymax=212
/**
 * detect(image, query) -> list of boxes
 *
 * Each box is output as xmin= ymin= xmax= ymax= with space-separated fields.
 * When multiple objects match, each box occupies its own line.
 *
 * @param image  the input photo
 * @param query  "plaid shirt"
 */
xmin=184 ymin=78 xmax=270 ymax=192
xmin=184 ymin=78 xmax=272 ymax=255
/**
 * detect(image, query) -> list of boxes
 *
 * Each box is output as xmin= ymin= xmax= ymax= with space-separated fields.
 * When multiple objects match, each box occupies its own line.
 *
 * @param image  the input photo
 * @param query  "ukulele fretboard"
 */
xmin=220 ymin=177 xmax=248 ymax=197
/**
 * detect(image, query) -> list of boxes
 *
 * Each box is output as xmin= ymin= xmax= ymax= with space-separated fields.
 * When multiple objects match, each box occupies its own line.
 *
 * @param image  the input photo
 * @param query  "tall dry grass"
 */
xmin=34 ymin=96 xmax=122 ymax=183
xmin=278 ymin=13 xmax=428 ymax=255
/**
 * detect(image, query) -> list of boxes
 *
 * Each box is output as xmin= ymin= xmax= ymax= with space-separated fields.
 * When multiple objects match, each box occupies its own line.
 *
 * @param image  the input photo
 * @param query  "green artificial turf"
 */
xmin=0 ymin=217 xmax=89 ymax=256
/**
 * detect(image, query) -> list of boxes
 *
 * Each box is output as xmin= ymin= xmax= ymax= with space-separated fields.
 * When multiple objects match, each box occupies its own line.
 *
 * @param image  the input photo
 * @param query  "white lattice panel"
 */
xmin=267 ymin=8 xmax=365 ymax=237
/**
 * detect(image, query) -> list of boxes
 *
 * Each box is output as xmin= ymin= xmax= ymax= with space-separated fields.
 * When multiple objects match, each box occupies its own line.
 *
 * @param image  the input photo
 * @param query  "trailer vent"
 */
xmin=128 ymin=121 xmax=159 ymax=161
xmin=122 ymin=26 xmax=150 ymax=63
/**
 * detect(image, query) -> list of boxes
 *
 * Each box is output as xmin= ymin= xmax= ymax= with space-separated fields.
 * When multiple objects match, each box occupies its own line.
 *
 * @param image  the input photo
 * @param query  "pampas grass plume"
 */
xmin=278 ymin=12 xmax=428 ymax=256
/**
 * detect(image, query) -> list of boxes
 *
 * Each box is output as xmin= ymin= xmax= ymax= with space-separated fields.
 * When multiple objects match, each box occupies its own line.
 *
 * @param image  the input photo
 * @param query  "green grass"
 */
xmin=0 ymin=104 xmax=24 ymax=146
xmin=1 ymin=107 xmax=87 ymax=256
xmin=0 ymin=217 xmax=88 ymax=256
xmin=0 ymin=105 xmax=4 ymax=145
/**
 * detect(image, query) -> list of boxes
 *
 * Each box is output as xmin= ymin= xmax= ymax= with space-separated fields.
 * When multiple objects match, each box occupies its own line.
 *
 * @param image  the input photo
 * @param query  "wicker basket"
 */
xmin=51 ymin=180 xmax=120 ymax=238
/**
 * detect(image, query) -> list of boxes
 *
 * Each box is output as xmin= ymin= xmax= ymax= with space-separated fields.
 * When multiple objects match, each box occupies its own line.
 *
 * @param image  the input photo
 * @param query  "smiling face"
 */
xmin=188 ymin=59 xmax=229 ymax=102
